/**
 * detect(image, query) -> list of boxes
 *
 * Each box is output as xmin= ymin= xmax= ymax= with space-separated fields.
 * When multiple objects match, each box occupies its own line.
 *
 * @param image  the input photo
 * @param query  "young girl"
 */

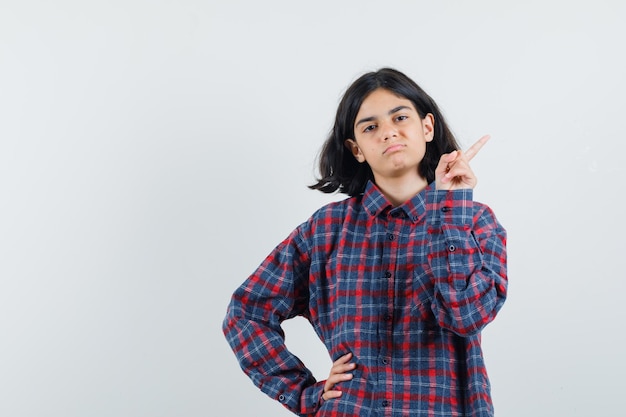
xmin=222 ymin=68 xmax=507 ymax=417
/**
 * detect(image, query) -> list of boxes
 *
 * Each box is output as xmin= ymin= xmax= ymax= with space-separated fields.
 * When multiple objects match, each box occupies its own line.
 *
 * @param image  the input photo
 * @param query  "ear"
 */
xmin=344 ymin=139 xmax=366 ymax=163
xmin=422 ymin=113 xmax=435 ymax=142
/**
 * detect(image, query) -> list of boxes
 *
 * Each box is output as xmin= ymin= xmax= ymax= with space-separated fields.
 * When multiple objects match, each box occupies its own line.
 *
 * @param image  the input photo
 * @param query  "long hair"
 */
xmin=309 ymin=68 xmax=460 ymax=196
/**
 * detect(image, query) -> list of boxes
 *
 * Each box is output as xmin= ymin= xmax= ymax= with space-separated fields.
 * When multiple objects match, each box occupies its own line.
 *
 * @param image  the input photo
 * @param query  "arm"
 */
xmin=222 ymin=225 xmax=325 ymax=416
xmin=426 ymin=135 xmax=507 ymax=336
xmin=425 ymin=189 xmax=507 ymax=336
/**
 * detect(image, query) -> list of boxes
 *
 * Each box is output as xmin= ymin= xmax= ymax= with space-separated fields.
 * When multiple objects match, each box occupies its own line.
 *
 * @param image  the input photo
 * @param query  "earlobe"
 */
xmin=423 ymin=113 xmax=435 ymax=142
xmin=344 ymin=139 xmax=365 ymax=163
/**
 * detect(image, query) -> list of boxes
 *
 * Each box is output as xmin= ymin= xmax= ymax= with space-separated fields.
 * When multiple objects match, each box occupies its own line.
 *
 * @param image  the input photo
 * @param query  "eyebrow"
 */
xmin=355 ymin=105 xmax=413 ymax=127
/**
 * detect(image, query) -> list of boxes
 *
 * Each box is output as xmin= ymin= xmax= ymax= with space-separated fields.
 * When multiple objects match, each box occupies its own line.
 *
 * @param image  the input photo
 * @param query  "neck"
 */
xmin=374 ymin=174 xmax=429 ymax=207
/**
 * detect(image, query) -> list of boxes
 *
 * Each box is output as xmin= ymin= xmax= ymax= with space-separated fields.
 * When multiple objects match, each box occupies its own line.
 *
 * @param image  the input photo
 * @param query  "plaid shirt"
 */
xmin=223 ymin=181 xmax=507 ymax=417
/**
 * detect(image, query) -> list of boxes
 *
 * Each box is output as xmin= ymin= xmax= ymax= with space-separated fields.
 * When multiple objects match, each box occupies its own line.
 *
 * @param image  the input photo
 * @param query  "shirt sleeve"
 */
xmin=425 ymin=188 xmax=508 ymax=336
xmin=222 ymin=223 xmax=324 ymax=416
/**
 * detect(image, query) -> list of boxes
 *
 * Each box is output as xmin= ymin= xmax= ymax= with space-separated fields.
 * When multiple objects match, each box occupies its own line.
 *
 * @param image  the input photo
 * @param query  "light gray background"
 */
xmin=1 ymin=1 xmax=624 ymax=416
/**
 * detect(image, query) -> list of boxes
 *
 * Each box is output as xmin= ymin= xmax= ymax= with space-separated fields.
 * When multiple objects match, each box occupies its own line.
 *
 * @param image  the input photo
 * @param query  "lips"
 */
xmin=383 ymin=144 xmax=405 ymax=154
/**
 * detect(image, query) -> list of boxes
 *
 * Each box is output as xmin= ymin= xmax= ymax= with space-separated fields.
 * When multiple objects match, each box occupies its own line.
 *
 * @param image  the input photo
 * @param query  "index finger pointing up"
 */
xmin=464 ymin=135 xmax=491 ymax=161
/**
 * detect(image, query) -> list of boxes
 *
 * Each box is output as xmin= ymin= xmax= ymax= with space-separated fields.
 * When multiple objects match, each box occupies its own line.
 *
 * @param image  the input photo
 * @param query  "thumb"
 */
xmin=446 ymin=149 xmax=459 ymax=162
xmin=443 ymin=150 xmax=459 ymax=170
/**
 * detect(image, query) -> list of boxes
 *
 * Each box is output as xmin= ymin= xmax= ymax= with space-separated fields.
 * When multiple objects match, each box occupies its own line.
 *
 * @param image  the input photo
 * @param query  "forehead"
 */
xmin=357 ymin=88 xmax=415 ymax=115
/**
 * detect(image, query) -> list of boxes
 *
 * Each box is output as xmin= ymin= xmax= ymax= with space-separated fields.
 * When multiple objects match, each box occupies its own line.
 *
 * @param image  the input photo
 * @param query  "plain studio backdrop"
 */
xmin=1 ymin=1 xmax=624 ymax=416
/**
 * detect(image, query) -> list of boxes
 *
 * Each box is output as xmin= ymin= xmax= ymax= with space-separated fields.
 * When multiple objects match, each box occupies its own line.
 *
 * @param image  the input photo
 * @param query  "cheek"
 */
xmin=362 ymin=146 xmax=379 ymax=159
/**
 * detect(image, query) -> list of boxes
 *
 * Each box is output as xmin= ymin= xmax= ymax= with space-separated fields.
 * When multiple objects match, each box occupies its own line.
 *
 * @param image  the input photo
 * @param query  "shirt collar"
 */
xmin=362 ymin=180 xmax=430 ymax=223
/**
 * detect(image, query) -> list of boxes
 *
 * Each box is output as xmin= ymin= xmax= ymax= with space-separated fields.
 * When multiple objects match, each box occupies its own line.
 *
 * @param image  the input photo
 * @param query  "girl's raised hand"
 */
xmin=435 ymin=135 xmax=490 ymax=190
xmin=321 ymin=352 xmax=355 ymax=402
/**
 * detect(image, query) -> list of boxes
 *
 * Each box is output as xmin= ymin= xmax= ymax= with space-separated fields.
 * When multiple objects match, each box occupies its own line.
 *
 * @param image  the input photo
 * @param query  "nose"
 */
xmin=380 ymin=120 xmax=397 ymax=141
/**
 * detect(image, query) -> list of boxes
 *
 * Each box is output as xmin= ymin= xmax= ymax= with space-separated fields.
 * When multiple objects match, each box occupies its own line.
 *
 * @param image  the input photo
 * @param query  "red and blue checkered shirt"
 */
xmin=223 ymin=181 xmax=508 ymax=416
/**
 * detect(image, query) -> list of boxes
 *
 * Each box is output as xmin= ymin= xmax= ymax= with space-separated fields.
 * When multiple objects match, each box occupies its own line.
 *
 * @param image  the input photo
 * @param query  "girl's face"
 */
xmin=345 ymin=88 xmax=434 ymax=185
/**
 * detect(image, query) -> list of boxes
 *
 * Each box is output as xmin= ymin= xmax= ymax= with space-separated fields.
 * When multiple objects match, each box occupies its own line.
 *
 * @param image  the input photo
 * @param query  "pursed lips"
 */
xmin=383 ymin=144 xmax=406 ymax=154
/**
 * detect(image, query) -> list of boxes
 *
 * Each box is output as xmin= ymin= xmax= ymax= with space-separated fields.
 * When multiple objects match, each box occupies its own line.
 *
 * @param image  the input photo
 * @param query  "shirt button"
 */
xmin=384 ymin=271 xmax=392 ymax=278
xmin=382 ymin=400 xmax=390 ymax=407
xmin=448 ymin=244 xmax=456 ymax=252
xmin=381 ymin=357 xmax=389 ymax=365
xmin=278 ymin=394 xmax=286 ymax=402
xmin=387 ymin=234 xmax=395 ymax=241
xmin=442 ymin=206 xmax=451 ymax=212
xmin=384 ymin=313 xmax=392 ymax=321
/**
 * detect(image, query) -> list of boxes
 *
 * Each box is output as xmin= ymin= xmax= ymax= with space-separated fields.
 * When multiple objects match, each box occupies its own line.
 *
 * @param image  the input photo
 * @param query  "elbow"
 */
xmin=435 ymin=298 xmax=502 ymax=337
xmin=439 ymin=315 xmax=492 ymax=337
xmin=222 ymin=302 xmax=241 ymax=340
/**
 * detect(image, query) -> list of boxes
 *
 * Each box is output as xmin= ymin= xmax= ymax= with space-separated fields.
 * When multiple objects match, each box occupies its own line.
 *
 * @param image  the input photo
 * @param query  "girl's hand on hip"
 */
xmin=321 ymin=352 xmax=355 ymax=402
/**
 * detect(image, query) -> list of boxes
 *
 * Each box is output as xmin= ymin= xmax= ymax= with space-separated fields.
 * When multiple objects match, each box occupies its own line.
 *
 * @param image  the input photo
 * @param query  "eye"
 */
xmin=363 ymin=124 xmax=376 ymax=133
xmin=396 ymin=115 xmax=408 ymax=122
